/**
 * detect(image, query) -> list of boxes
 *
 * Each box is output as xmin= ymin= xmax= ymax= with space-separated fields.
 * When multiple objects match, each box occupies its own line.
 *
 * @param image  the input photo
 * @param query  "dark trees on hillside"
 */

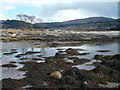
xmin=2 ymin=17 xmax=119 ymax=30
xmin=2 ymin=20 xmax=32 ymax=29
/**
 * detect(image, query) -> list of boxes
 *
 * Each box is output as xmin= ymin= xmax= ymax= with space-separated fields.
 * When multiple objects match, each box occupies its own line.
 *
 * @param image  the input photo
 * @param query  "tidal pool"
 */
xmin=1 ymin=41 xmax=119 ymax=80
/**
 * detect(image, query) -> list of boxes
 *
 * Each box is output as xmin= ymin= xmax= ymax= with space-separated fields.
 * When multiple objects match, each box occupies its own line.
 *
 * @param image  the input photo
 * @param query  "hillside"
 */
xmin=62 ymin=17 xmax=114 ymax=24
xmin=1 ymin=17 xmax=119 ymax=31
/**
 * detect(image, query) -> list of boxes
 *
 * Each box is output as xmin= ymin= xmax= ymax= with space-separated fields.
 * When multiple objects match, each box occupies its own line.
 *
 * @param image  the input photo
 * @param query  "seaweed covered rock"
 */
xmin=97 ymin=50 xmax=111 ymax=52
xmin=1 ymin=64 xmax=17 ymax=68
xmin=2 ymin=78 xmax=27 ymax=88
xmin=93 ymin=55 xmax=104 ymax=60
xmin=112 ymin=54 xmax=120 ymax=60
xmin=66 ymin=48 xmax=79 ymax=55
xmin=54 ymin=52 xmax=66 ymax=58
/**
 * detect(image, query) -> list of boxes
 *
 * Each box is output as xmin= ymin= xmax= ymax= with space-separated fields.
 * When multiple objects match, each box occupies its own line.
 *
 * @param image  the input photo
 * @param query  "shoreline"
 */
xmin=1 ymin=30 xmax=119 ymax=42
xmin=1 ymin=30 xmax=120 ymax=89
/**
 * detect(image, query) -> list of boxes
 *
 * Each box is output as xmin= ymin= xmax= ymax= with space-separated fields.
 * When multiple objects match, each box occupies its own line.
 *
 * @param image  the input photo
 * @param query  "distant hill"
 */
xmin=62 ymin=17 xmax=114 ymax=24
xmin=1 ymin=17 xmax=119 ymax=31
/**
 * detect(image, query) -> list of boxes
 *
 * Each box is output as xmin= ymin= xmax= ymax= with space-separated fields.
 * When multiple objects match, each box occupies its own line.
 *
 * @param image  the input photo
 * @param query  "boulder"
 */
xmin=50 ymin=71 xmax=62 ymax=79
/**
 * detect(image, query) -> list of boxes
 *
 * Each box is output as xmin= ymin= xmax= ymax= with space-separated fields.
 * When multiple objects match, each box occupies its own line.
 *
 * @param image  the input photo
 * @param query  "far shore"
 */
xmin=0 ymin=29 xmax=119 ymax=42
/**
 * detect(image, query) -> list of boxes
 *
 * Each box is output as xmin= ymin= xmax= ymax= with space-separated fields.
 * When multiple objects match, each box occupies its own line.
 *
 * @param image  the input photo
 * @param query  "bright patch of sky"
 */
xmin=0 ymin=0 xmax=119 ymax=22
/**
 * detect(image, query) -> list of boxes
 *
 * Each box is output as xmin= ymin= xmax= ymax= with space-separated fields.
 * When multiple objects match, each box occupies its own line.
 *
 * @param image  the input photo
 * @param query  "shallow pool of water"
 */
xmin=1 ymin=41 xmax=119 ymax=80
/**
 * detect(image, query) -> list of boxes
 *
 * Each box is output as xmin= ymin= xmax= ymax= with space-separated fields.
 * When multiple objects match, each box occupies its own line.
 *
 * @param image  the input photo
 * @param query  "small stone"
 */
xmin=83 ymin=81 xmax=88 ymax=85
xmin=42 ymin=82 xmax=49 ymax=86
xmin=50 ymin=71 xmax=62 ymax=79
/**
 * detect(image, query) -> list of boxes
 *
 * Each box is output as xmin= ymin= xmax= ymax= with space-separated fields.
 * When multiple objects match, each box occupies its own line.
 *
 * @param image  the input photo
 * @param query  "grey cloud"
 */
xmin=38 ymin=2 xmax=118 ymax=18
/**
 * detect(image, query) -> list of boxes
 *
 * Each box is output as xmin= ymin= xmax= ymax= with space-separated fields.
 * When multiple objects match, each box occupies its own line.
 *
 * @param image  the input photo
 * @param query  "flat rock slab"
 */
xmin=98 ymin=82 xmax=120 ymax=88
xmin=1 ymin=64 xmax=17 ymax=68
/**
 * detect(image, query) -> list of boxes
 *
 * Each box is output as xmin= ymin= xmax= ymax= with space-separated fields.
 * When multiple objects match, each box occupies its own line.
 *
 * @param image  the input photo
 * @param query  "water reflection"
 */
xmin=2 ymin=41 xmax=119 ymax=64
xmin=1 ymin=67 xmax=26 ymax=80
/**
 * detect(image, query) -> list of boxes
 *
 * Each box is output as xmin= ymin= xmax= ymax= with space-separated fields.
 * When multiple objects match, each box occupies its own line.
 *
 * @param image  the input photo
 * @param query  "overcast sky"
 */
xmin=0 ymin=0 xmax=119 ymax=22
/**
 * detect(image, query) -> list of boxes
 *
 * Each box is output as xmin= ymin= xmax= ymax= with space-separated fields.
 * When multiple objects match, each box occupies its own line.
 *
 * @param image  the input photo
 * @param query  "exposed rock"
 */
xmin=112 ymin=54 xmax=120 ymax=59
xmin=15 ymin=54 xmax=25 ymax=58
xmin=96 ymin=43 xmax=102 ymax=45
xmin=1 ymin=64 xmax=17 ymax=67
xmin=97 ymin=50 xmax=111 ymax=52
xmin=11 ymin=49 xmax=17 ymax=51
xmin=32 ymin=58 xmax=42 ymax=60
xmin=49 ymin=43 xmax=59 ymax=47
xmin=50 ymin=71 xmax=62 ymax=79
xmin=42 ymin=82 xmax=50 ymax=86
xmin=66 ymin=48 xmax=79 ymax=55
xmin=2 ymin=78 xmax=27 ymax=88
xmin=3 ymin=52 xmax=119 ymax=89
xmin=25 ymin=51 xmax=40 ymax=55
xmin=65 ymin=60 xmax=74 ymax=64
xmin=83 ymin=81 xmax=88 ymax=85
xmin=93 ymin=55 xmax=104 ymax=60
xmin=79 ymin=52 xmax=90 ymax=55
xmin=54 ymin=52 xmax=65 ymax=58
xmin=61 ymin=76 xmax=76 ymax=84
xmin=98 ymin=82 xmax=120 ymax=88
xmin=10 ymin=61 xmax=16 ymax=63
xmin=20 ymin=58 xmax=29 ymax=60
xmin=3 ymin=51 xmax=17 ymax=55
xmin=93 ymin=62 xmax=119 ymax=83
xmin=68 ymin=57 xmax=90 ymax=65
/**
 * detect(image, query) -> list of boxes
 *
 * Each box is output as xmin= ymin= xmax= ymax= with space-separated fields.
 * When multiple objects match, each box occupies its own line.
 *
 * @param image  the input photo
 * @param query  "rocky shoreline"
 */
xmin=1 ymin=30 xmax=120 ymax=89
xmin=1 ymin=47 xmax=120 ymax=89
xmin=1 ymin=30 xmax=119 ymax=42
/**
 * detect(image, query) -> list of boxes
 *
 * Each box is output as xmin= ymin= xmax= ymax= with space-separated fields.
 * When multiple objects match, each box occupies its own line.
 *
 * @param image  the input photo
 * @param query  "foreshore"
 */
xmin=1 ymin=29 xmax=120 ymax=89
